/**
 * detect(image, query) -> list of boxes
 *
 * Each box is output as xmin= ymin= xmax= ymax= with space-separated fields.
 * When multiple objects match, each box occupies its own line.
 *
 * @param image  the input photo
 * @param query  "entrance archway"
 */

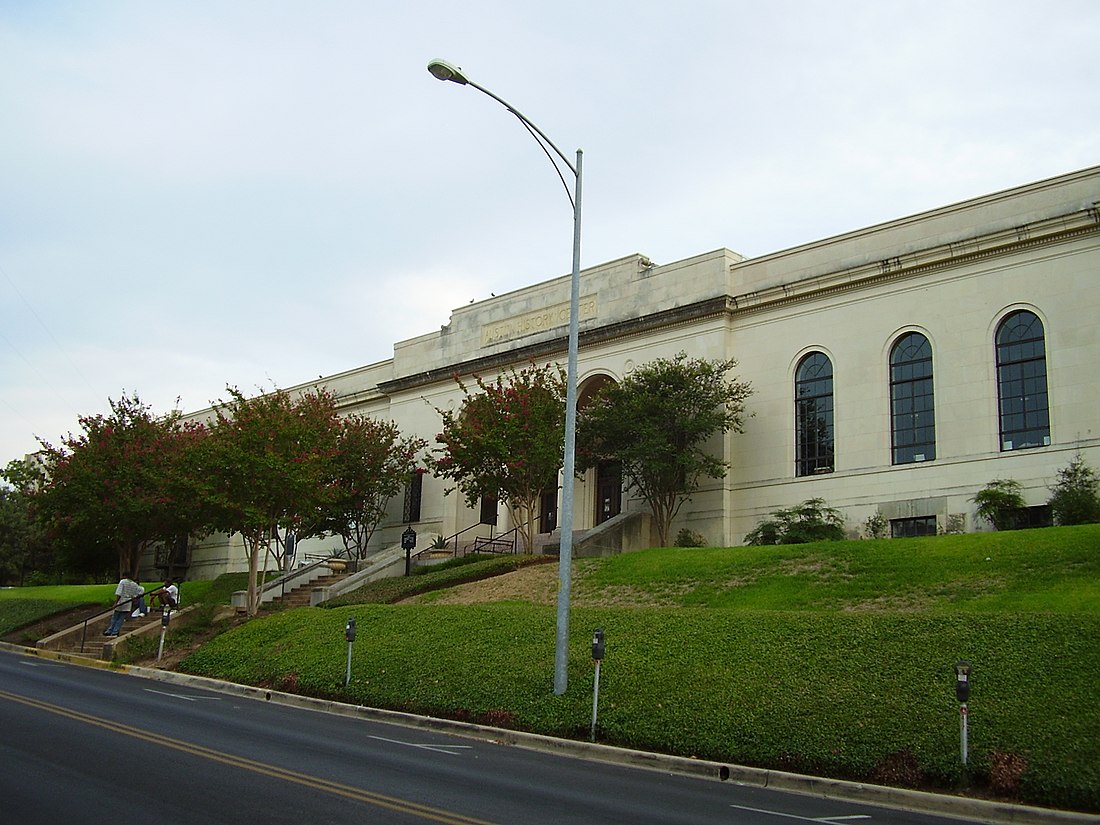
xmin=577 ymin=374 xmax=622 ymax=526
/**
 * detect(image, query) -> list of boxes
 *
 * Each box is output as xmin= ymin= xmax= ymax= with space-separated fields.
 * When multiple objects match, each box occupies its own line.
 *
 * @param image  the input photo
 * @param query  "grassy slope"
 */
xmin=4 ymin=529 xmax=1095 ymax=810
xmin=0 ymin=579 xmax=214 ymax=636
xmin=178 ymin=526 xmax=1100 ymax=811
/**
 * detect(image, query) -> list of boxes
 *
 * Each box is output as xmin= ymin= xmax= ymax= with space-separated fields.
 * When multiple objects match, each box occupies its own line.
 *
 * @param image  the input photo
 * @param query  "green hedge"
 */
xmin=180 ymin=605 xmax=1100 ymax=812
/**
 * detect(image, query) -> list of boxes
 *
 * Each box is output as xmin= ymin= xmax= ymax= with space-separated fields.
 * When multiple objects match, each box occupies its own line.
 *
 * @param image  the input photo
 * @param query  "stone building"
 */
xmin=177 ymin=165 xmax=1100 ymax=579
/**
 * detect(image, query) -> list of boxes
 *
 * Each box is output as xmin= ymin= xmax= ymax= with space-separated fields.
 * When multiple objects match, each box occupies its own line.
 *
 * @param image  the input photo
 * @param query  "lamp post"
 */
xmin=428 ymin=59 xmax=581 ymax=695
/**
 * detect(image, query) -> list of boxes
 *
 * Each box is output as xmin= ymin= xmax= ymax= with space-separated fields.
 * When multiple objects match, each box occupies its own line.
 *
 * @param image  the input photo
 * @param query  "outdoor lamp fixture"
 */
xmin=427 ymin=58 xmax=582 ymax=696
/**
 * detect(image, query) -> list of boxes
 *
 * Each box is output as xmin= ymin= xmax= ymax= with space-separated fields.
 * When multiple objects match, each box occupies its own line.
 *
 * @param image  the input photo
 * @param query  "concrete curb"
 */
xmin=4 ymin=641 xmax=1097 ymax=824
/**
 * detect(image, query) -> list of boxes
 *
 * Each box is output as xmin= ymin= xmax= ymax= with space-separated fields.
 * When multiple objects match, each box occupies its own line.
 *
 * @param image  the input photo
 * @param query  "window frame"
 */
xmin=995 ymin=310 xmax=1050 ymax=451
xmin=889 ymin=332 xmax=936 ymax=465
xmin=795 ymin=351 xmax=835 ymax=477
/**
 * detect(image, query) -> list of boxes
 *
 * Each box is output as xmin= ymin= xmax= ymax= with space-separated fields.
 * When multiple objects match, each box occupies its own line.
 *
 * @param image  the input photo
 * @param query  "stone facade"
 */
xmin=177 ymin=166 xmax=1100 ymax=578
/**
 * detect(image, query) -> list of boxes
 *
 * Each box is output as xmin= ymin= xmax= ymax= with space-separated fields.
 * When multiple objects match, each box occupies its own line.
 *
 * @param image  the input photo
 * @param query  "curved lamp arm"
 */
xmin=427 ymin=59 xmax=578 ymax=210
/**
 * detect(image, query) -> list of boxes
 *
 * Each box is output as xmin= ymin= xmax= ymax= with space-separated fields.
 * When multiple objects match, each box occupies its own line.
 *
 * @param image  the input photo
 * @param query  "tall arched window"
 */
xmin=996 ymin=310 xmax=1050 ymax=451
xmin=796 ymin=352 xmax=834 ymax=476
xmin=890 ymin=332 xmax=936 ymax=464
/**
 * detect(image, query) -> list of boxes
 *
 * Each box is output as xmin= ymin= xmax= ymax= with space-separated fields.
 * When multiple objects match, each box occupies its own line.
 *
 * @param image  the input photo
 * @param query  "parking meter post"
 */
xmin=156 ymin=609 xmax=171 ymax=662
xmin=955 ymin=661 xmax=972 ymax=765
xmin=345 ymin=617 xmax=357 ymax=687
xmin=590 ymin=628 xmax=605 ymax=742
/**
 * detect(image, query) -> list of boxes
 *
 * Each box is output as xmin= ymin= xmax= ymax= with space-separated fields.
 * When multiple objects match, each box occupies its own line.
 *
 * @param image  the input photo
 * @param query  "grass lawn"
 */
xmin=4 ymin=527 xmax=1098 ymax=811
xmin=179 ymin=525 xmax=1100 ymax=812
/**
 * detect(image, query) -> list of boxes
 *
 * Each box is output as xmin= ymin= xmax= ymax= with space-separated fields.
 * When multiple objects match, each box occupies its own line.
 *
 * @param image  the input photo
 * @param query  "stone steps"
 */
xmin=268 ymin=574 xmax=346 ymax=609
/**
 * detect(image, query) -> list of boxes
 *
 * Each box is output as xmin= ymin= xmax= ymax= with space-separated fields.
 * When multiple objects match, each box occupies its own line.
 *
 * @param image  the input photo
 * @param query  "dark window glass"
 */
xmin=890 ymin=516 xmax=938 ymax=538
xmin=796 ymin=352 xmax=834 ymax=476
xmin=890 ymin=333 xmax=936 ymax=464
xmin=996 ymin=311 xmax=1050 ymax=451
xmin=1015 ymin=505 xmax=1053 ymax=529
xmin=403 ymin=472 xmax=423 ymax=523
xmin=479 ymin=494 xmax=498 ymax=526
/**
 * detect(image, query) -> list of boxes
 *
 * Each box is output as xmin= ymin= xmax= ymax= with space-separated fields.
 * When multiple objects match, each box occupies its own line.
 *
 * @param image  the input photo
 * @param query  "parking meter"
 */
xmin=590 ymin=628 xmax=605 ymax=741
xmin=345 ymin=617 xmax=357 ymax=643
xmin=161 ymin=609 xmax=172 ymax=628
xmin=402 ymin=527 xmax=417 ymax=576
xmin=592 ymin=628 xmax=605 ymax=661
xmin=955 ymin=660 xmax=972 ymax=764
xmin=955 ymin=660 xmax=971 ymax=703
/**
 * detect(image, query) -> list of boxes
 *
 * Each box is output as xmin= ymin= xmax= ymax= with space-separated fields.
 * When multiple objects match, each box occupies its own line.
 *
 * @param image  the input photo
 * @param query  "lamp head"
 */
xmin=427 ymin=59 xmax=468 ymax=85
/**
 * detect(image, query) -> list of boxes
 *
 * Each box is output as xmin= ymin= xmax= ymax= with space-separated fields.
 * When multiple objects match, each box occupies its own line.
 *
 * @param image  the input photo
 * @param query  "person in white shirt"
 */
xmin=105 ymin=573 xmax=144 ymax=636
xmin=150 ymin=578 xmax=179 ymax=612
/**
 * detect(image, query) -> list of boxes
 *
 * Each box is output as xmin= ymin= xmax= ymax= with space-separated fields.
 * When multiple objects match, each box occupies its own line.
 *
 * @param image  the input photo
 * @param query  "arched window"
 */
xmin=996 ymin=310 xmax=1050 ymax=451
xmin=890 ymin=332 xmax=936 ymax=464
xmin=795 ymin=352 xmax=834 ymax=476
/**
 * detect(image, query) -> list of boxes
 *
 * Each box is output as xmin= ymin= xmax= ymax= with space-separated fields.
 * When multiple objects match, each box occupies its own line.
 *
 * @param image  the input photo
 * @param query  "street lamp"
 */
xmin=428 ymin=59 xmax=581 ymax=695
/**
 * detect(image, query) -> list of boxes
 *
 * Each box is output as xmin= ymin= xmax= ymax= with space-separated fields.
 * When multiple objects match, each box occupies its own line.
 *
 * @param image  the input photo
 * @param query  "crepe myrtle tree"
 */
xmin=578 ymin=353 xmax=753 ymax=547
xmin=309 ymin=414 xmax=427 ymax=560
xmin=1 ymin=459 xmax=53 ymax=585
xmin=429 ymin=363 xmax=566 ymax=554
xmin=201 ymin=386 xmax=342 ymax=615
xmin=34 ymin=392 xmax=208 ymax=579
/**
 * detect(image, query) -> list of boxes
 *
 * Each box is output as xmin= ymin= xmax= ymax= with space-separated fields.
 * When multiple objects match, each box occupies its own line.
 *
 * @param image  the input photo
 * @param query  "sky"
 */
xmin=2 ymin=0 xmax=1098 ymax=464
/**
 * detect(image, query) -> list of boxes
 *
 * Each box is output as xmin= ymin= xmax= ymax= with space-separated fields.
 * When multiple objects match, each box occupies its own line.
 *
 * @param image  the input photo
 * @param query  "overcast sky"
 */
xmin=2 ymin=0 xmax=1098 ymax=464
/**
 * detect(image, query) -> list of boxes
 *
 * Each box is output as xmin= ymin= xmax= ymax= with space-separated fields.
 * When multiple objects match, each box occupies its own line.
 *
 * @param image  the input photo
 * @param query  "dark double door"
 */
xmin=538 ymin=460 xmax=621 ymax=534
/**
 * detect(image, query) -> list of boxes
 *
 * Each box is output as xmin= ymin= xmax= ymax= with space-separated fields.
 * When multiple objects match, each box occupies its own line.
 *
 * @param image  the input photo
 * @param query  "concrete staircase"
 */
xmin=267 ymin=573 xmax=347 ymax=609
xmin=37 ymin=607 xmax=193 ymax=661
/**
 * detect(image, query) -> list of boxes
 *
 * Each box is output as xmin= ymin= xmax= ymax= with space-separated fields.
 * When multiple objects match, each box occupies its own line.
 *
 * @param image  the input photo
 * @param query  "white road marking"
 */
xmin=729 ymin=803 xmax=873 ymax=823
xmin=369 ymin=734 xmax=472 ymax=755
xmin=144 ymin=688 xmax=220 ymax=702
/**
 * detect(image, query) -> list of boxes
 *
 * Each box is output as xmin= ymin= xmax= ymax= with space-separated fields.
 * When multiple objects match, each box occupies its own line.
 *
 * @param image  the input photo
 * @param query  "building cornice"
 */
xmin=729 ymin=204 xmax=1100 ymax=314
xmin=360 ymin=203 xmax=1098 ymax=402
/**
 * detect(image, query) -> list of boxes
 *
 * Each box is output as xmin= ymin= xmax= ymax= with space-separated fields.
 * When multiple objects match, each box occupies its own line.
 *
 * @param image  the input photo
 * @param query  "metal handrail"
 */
xmin=433 ymin=522 xmax=489 ymax=557
xmin=79 ymin=584 xmax=171 ymax=653
xmin=471 ymin=527 xmax=519 ymax=555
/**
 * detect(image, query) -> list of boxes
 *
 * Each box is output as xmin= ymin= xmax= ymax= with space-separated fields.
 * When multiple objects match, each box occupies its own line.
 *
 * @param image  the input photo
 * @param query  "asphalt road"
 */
xmin=0 ymin=647 xmax=1015 ymax=824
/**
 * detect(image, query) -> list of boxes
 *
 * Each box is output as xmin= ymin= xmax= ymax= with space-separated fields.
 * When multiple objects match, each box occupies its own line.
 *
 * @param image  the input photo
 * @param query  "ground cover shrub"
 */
xmin=179 ymin=605 xmax=1100 ymax=811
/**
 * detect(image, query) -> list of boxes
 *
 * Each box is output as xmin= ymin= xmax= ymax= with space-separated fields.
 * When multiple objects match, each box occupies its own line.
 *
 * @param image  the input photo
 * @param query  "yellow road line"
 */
xmin=0 ymin=688 xmax=498 ymax=825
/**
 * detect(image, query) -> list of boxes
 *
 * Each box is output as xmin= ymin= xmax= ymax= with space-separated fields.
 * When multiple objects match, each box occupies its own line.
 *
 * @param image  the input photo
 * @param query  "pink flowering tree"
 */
xmin=35 ymin=392 xmax=208 ymax=578
xmin=311 ymin=415 xmax=427 ymax=560
xmin=429 ymin=363 xmax=565 ymax=553
xmin=201 ymin=386 xmax=342 ymax=615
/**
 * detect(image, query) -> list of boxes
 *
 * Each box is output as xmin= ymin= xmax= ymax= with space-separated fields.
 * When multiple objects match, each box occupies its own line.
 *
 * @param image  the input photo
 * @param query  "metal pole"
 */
xmin=156 ymin=609 xmax=170 ymax=662
xmin=960 ymin=703 xmax=969 ymax=765
xmin=590 ymin=659 xmax=601 ymax=741
xmin=554 ymin=149 xmax=582 ymax=696
xmin=346 ymin=641 xmax=353 ymax=687
xmin=427 ymin=60 xmax=582 ymax=695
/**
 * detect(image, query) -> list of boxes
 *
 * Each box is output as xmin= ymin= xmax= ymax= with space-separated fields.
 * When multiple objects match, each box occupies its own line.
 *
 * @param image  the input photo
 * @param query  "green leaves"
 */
xmin=429 ymin=363 xmax=566 ymax=552
xmin=34 ymin=392 xmax=207 ymax=577
xmin=577 ymin=353 xmax=752 ymax=545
